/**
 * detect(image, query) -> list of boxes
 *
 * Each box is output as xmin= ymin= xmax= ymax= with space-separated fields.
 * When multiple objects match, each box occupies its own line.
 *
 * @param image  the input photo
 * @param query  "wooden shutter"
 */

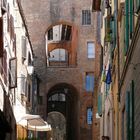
xmin=105 ymin=16 xmax=112 ymax=42
xmin=9 ymin=57 xmax=17 ymax=89
xmin=129 ymin=0 xmax=133 ymax=39
xmin=21 ymin=36 xmax=26 ymax=59
xmin=126 ymin=91 xmax=130 ymax=140
xmin=129 ymin=80 xmax=134 ymax=140
xmin=21 ymin=74 xmax=26 ymax=95
xmin=136 ymin=0 xmax=140 ymax=12
xmin=0 ymin=17 xmax=3 ymax=57
xmin=10 ymin=15 xmax=14 ymax=40
xmin=3 ymin=50 xmax=7 ymax=84
xmin=98 ymin=94 xmax=102 ymax=116
xmin=92 ymin=0 xmax=101 ymax=11
xmin=124 ymin=0 xmax=129 ymax=55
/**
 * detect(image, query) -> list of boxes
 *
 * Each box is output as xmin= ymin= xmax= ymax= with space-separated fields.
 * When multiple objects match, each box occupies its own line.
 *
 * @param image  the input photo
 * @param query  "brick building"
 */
xmin=20 ymin=0 xmax=100 ymax=140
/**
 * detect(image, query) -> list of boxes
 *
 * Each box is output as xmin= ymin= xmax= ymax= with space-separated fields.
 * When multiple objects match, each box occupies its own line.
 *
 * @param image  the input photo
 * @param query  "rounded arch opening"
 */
xmin=47 ymin=83 xmax=79 ymax=140
xmin=45 ymin=22 xmax=78 ymax=67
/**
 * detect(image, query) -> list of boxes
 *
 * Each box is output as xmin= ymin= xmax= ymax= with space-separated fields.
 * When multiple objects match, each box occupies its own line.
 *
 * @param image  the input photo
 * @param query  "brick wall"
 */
xmin=20 ymin=0 xmax=100 ymax=139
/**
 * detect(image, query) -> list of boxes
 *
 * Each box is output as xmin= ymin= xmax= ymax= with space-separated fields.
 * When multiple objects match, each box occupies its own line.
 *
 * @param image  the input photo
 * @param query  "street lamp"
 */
xmin=27 ymin=65 xmax=34 ymax=75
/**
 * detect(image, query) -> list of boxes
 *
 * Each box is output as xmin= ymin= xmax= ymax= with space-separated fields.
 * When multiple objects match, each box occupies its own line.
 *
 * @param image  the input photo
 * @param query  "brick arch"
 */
xmin=46 ymin=82 xmax=79 ymax=140
xmin=45 ymin=21 xmax=78 ymax=66
xmin=47 ymin=82 xmax=79 ymax=100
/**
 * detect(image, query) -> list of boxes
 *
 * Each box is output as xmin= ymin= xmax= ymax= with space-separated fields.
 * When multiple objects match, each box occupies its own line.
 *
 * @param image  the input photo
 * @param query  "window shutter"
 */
xmin=126 ymin=91 xmax=130 ymax=140
xmin=10 ymin=15 xmax=14 ymax=40
xmin=98 ymin=94 xmax=102 ymax=116
xmin=92 ymin=0 xmax=101 ymax=11
xmin=136 ymin=0 xmax=140 ymax=12
xmin=129 ymin=0 xmax=133 ymax=38
xmin=3 ymin=51 xmax=7 ymax=84
xmin=21 ymin=75 xmax=26 ymax=95
xmin=129 ymin=80 xmax=134 ymax=140
xmin=0 ymin=17 xmax=3 ymax=57
xmin=105 ymin=16 xmax=111 ymax=42
xmin=9 ymin=58 xmax=17 ymax=89
xmin=124 ymin=0 xmax=129 ymax=55
xmin=21 ymin=36 xmax=26 ymax=59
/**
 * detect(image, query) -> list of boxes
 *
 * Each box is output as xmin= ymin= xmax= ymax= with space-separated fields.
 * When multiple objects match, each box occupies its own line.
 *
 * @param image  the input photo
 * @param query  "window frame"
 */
xmin=87 ymin=107 xmax=93 ymax=125
xmin=85 ymin=72 xmax=94 ymax=92
xmin=87 ymin=42 xmax=95 ymax=59
xmin=82 ymin=10 xmax=91 ymax=25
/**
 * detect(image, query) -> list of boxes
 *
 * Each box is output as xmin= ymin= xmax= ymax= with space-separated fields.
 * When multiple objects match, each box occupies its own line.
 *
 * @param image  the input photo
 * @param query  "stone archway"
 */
xmin=47 ymin=83 xmax=79 ymax=140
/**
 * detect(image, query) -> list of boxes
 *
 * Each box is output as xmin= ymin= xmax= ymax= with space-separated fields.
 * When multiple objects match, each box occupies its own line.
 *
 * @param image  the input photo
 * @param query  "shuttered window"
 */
xmin=124 ymin=0 xmax=134 ymax=54
xmin=20 ymin=74 xmax=26 ymax=95
xmin=126 ymin=80 xmax=134 ymax=140
xmin=129 ymin=80 xmax=134 ymax=140
xmin=0 ymin=17 xmax=3 ymax=57
xmin=126 ymin=91 xmax=130 ymax=140
xmin=10 ymin=15 xmax=14 ymax=41
xmin=21 ymin=36 xmax=26 ymax=60
xmin=82 ymin=10 xmax=91 ymax=25
xmin=134 ymin=0 xmax=140 ymax=12
xmin=98 ymin=94 xmax=102 ymax=116
xmin=9 ymin=57 xmax=17 ymax=89
xmin=104 ymin=16 xmax=112 ymax=42
xmin=3 ymin=50 xmax=7 ymax=84
xmin=124 ymin=0 xmax=129 ymax=55
xmin=129 ymin=0 xmax=133 ymax=39
xmin=87 ymin=107 xmax=93 ymax=124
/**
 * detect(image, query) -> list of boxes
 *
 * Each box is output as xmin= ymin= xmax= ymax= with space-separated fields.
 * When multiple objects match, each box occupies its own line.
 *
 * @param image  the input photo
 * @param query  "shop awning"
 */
xmin=17 ymin=114 xmax=51 ymax=132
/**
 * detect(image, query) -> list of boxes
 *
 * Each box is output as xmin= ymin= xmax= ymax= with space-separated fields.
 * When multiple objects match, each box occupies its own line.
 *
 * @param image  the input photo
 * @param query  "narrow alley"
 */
xmin=0 ymin=0 xmax=140 ymax=140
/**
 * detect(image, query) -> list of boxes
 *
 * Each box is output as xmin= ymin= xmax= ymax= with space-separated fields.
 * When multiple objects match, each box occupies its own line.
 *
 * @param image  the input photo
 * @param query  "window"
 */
xmin=82 ymin=10 xmax=91 ymax=25
xmin=87 ymin=42 xmax=95 ymax=58
xmin=86 ymin=72 xmax=94 ymax=92
xmin=20 ymin=74 xmax=26 ymax=95
xmin=21 ymin=36 xmax=26 ymax=60
xmin=49 ymin=49 xmax=68 ymax=61
xmin=9 ymin=57 xmax=17 ymax=89
xmin=0 ymin=17 xmax=3 ymax=57
xmin=87 ymin=107 xmax=92 ymax=124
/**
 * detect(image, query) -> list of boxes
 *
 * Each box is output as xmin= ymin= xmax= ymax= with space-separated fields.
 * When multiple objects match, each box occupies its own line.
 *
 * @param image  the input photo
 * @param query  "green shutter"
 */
xmin=126 ymin=91 xmax=130 ymax=140
xmin=130 ymin=80 xmax=134 ymax=140
xmin=98 ymin=94 xmax=102 ymax=116
xmin=129 ymin=0 xmax=133 ymax=38
xmin=136 ymin=0 xmax=140 ymax=11
xmin=125 ymin=0 xmax=129 ymax=55
xmin=126 ymin=80 xmax=135 ymax=140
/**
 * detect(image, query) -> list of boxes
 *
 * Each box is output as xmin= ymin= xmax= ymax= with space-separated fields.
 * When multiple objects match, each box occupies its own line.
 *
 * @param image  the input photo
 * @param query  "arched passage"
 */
xmin=45 ymin=22 xmax=78 ymax=67
xmin=47 ymin=83 xmax=79 ymax=140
